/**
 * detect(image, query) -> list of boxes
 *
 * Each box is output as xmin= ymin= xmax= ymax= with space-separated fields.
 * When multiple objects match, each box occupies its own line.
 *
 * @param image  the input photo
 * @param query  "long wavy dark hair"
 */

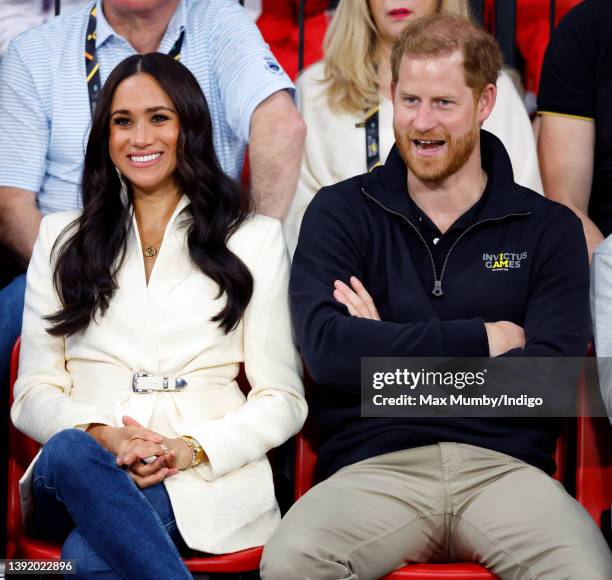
xmin=46 ymin=53 xmax=253 ymax=336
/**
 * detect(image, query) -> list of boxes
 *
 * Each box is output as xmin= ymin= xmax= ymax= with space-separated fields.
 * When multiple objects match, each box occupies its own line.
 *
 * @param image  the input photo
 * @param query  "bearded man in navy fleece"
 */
xmin=261 ymin=13 xmax=612 ymax=580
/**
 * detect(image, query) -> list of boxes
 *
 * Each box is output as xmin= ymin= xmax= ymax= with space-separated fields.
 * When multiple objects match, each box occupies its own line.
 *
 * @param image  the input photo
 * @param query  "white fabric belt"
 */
xmin=132 ymin=372 xmax=188 ymax=393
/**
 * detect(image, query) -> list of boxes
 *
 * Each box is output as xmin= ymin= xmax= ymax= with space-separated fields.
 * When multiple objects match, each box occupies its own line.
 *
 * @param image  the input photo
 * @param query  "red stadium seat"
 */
xmin=6 ymin=337 xmax=263 ymax=573
xmin=295 ymin=370 xmax=569 ymax=580
xmin=381 ymin=563 xmax=496 ymax=579
xmin=576 ymin=347 xmax=612 ymax=531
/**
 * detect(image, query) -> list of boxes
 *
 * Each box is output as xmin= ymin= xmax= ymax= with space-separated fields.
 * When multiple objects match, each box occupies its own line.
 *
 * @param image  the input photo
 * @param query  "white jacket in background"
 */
xmin=590 ymin=236 xmax=612 ymax=424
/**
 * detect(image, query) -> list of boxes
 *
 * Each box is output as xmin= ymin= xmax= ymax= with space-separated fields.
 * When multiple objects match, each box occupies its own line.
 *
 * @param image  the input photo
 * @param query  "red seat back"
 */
xmin=576 ymin=349 xmax=612 ymax=528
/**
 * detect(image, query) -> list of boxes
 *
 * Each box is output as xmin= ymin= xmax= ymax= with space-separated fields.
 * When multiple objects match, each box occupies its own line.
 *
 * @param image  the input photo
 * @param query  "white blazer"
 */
xmin=11 ymin=196 xmax=307 ymax=553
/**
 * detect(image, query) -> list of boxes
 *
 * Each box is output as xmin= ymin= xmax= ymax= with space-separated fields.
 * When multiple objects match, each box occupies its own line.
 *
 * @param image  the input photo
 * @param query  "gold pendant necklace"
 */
xmin=141 ymin=230 xmax=163 ymax=259
xmin=143 ymin=246 xmax=158 ymax=258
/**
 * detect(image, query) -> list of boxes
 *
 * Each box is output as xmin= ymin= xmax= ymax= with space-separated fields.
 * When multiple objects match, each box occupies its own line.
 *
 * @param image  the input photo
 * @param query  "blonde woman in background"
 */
xmin=284 ymin=0 xmax=543 ymax=255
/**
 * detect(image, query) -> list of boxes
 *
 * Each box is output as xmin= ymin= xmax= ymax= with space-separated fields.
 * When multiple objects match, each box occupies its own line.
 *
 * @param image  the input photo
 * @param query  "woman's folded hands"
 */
xmin=87 ymin=416 xmax=193 ymax=488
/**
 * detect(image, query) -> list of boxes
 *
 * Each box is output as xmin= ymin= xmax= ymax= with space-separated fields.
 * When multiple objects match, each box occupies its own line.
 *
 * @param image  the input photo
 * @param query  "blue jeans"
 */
xmin=33 ymin=429 xmax=192 ymax=580
xmin=0 ymin=273 xmax=26 ymax=382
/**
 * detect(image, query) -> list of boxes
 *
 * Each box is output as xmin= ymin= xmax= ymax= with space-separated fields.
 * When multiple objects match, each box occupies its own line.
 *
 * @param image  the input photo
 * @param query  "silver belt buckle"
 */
xmin=132 ymin=372 xmax=188 ymax=394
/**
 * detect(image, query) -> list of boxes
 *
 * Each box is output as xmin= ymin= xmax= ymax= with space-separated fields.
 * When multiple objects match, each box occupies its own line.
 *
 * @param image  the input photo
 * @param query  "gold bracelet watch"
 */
xmin=179 ymin=435 xmax=206 ymax=468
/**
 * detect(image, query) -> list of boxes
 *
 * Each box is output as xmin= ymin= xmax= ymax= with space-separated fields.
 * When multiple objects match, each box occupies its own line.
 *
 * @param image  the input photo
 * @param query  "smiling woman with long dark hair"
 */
xmin=49 ymin=52 xmax=254 ymax=336
xmin=11 ymin=53 xmax=306 ymax=579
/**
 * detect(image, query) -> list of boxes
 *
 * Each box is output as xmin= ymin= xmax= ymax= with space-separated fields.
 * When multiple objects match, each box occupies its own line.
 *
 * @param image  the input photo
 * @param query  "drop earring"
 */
xmin=115 ymin=167 xmax=129 ymax=204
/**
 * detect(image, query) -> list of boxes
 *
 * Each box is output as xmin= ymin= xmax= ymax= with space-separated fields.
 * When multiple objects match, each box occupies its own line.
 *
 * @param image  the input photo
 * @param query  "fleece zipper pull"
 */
xmin=432 ymin=280 xmax=443 ymax=297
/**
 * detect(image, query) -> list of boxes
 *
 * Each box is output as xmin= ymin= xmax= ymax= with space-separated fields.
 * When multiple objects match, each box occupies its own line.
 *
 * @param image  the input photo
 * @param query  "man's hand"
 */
xmin=333 ymin=276 xmax=381 ymax=320
xmin=485 ymin=321 xmax=526 ymax=357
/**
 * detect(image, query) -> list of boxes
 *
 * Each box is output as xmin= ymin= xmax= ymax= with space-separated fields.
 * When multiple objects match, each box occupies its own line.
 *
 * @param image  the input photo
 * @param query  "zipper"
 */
xmin=361 ymin=188 xmax=439 ymax=294
xmin=361 ymin=187 xmax=531 ymax=297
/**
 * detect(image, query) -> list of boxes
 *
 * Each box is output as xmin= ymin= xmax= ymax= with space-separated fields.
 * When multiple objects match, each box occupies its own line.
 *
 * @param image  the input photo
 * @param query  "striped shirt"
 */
xmin=0 ymin=0 xmax=293 ymax=215
xmin=0 ymin=1 xmax=87 ymax=58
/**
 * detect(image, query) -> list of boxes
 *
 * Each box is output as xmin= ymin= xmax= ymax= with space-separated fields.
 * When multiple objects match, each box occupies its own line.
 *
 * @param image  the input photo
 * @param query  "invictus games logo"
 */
xmin=483 ymin=251 xmax=527 ymax=271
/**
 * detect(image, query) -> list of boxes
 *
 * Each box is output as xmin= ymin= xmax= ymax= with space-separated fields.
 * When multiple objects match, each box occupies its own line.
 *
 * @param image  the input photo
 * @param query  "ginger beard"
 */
xmin=394 ymin=101 xmax=480 ymax=183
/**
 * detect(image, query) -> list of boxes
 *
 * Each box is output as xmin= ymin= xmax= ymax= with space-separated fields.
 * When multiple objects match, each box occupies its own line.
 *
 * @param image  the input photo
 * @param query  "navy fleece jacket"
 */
xmin=290 ymin=130 xmax=590 ymax=479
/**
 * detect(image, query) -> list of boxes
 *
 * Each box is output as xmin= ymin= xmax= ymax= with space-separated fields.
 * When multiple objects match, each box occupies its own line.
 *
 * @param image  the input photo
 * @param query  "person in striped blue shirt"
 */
xmin=0 ymin=1 xmax=88 ymax=59
xmin=0 ymin=0 xmax=306 ymax=388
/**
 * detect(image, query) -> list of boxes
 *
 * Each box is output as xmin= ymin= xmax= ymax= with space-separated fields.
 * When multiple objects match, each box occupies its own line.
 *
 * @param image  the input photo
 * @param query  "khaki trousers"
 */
xmin=261 ymin=443 xmax=612 ymax=580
